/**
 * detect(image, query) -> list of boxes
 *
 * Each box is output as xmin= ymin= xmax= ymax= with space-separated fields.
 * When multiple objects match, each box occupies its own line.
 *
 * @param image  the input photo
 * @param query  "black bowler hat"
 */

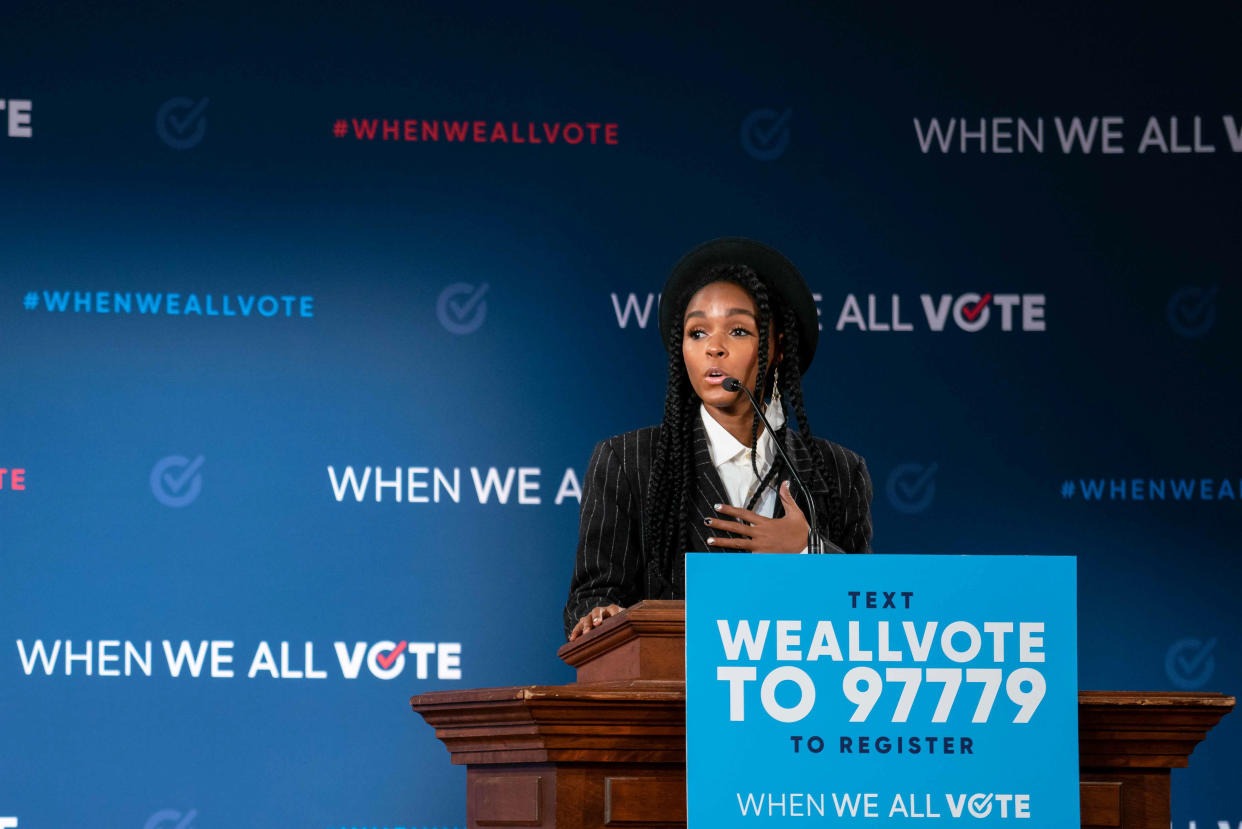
xmin=659 ymin=237 xmax=820 ymax=372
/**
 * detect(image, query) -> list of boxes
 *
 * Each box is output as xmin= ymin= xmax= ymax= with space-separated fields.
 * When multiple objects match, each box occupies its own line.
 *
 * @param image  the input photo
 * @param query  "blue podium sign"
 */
xmin=686 ymin=554 xmax=1078 ymax=827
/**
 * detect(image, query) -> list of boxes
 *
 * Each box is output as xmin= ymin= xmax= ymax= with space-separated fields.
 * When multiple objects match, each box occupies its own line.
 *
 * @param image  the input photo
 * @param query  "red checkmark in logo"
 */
xmin=962 ymin=293 xmax=992 ymax=321
xmin=377 ymin=641 xmax=408 ymax=670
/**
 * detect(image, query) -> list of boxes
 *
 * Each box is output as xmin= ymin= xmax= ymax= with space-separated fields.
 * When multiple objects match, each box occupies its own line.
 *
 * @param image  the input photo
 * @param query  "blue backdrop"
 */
xmin=1 ymin=3 xmax=1238 ymax=827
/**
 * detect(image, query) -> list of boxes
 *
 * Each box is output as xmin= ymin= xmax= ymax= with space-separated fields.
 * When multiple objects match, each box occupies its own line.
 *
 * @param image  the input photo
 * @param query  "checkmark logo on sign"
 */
xmin=150 ymin=455 xmax=205 ymax=508
xmin=968 ymin=794 xmax=995 ymax=818
xmin=885 ymin=462 xmax=938 ymax=514
xmin=436 ymin=282 xmax=489 ymax=334
xmin=1166 ymin=284 xmax=1218 ymax=338
xmin=740 ymin=107 xmax=792 ymax=161
xmin=156 ymin=96 xmax=209 ymax=149
xmin=1164 ymin=636 xmax=1217 ymax=689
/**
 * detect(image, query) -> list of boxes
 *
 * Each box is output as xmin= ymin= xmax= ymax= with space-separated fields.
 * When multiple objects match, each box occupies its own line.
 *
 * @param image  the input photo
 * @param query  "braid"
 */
xmin=748 ymin=275 xmax=771 ymax=478
xmin=775 ymin=308 xmax=846 ymax=543
xmin=644 ymin=323 xmax=696 ymax=587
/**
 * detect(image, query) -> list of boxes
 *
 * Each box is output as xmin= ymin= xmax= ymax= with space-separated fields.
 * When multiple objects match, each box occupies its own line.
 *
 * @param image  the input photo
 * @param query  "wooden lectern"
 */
xmin=411 ymin=600 xmax=1233 ymax=829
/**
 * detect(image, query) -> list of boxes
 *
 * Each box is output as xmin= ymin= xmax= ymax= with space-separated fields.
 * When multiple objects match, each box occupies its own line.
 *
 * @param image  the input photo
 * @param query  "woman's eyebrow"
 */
xmin=684 ymin=308 xmax=756 ymax=319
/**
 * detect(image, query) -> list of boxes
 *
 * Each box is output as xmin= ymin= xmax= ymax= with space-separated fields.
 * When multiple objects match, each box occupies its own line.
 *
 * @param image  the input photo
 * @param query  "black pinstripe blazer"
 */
xmin=563 ymin=416 xmax=873 ymax=636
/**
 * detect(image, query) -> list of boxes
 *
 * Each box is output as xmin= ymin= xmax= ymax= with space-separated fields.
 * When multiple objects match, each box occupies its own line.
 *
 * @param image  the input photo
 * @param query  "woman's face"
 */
xmin=681 ymin=280 xmax=773 ymax=415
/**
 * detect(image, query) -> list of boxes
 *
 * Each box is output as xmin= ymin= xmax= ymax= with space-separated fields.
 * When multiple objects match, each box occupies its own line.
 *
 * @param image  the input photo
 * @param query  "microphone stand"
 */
xmin=723 ymin=377 xmax=822 ymax=554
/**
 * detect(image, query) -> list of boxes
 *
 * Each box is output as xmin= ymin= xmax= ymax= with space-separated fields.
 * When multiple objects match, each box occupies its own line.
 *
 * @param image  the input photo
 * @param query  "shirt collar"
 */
xmin=700 ymin=398 xmax=786 ymax=471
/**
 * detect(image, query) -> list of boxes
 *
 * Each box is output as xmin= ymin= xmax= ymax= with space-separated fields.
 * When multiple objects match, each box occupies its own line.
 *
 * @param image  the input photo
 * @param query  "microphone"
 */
xmin=722 ymin=377 xmax=822 ymax=554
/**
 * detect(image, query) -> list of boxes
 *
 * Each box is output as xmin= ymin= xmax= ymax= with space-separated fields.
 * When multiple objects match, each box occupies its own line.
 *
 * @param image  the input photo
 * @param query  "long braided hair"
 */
xmin=642 ymin=264 xmax=845 ymax=590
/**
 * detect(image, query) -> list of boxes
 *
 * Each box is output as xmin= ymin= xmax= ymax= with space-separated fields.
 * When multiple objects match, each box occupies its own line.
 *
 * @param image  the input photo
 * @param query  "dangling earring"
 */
xmin=771 ymin=366 xmax=782 ymax=404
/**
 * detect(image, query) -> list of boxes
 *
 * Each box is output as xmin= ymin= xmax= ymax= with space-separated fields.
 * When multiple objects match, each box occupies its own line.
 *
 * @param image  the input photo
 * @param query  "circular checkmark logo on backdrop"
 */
xmin=151 ymin=455 xmax=204 ymax=507
xmin=1166 ymin=284 xmax=1217 ymax=338
xmin=156 ymin=96 xmax=209 ymax=149
xmin=1164 ymin=637 xmax=1217 ymax=689
xmin=740 ymin=107 xmax=792 ymax=161
xmin=886 ymin=462 xmax=938 ymax=514
xmin=436 ymin=282 xmax=489 ymax=334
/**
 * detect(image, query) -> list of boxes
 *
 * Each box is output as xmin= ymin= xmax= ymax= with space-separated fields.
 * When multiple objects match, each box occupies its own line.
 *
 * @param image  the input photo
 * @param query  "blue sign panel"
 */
xmin=686 ymin=554 xmax=1079 ymax=827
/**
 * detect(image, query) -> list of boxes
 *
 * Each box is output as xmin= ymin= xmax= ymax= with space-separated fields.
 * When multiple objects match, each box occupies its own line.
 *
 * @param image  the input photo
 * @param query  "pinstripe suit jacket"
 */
xmin=563 ymin=417 xmax=873 ymax=636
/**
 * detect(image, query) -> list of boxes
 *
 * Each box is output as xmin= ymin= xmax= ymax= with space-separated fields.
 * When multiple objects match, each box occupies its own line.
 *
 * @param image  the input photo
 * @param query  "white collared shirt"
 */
xmin=700 ymin=401 xmax=812 ymax=554
xmin=699 ymin=399 xmax=786 ymax=517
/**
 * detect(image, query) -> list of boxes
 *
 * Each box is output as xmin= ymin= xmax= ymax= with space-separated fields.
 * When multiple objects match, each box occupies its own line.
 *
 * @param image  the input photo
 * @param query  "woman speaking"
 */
xmin=564 ymin=238 xmax=873 ymax=640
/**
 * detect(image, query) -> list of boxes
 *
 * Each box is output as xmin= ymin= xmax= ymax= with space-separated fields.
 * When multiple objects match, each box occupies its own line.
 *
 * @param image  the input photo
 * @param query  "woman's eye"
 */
xmin=687 ymin=329 xmax=705 ymax=339
xmin=731 ymin=327 xmax=753 ymax=337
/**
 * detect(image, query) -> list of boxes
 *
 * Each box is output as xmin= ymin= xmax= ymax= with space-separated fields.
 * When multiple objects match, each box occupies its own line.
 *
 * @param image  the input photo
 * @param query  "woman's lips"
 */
xmin=704 ymin=369 xmax=728 ymax=385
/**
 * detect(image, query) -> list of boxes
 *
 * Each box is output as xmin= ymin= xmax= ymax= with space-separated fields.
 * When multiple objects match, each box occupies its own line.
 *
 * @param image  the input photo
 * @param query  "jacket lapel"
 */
xmin=668 ymin=416 xmax=726 ymax=594
xmin=687 ymin=414 xmax=729 ymax=553
xmin=780 ymin=427 xmax=834 ymax=536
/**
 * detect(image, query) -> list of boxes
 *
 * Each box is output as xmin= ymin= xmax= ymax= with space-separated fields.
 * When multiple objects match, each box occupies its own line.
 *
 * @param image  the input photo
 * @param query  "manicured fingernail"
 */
xmin=703 ymin=517 xmax=712 ymax=525
xmin=706 ymin=537 xmax=715 ymax=544
xmin=713 ymin=503 xmax=722 ymax=510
